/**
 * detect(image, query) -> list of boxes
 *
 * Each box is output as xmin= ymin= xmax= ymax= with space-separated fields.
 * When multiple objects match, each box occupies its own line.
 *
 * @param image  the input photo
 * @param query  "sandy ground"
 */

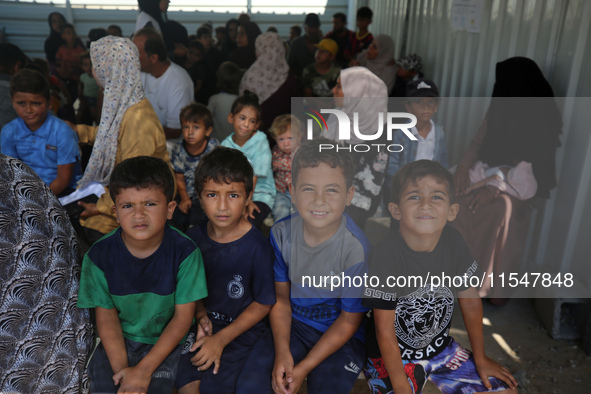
xmin=298 ymin=298 xmax=591 ymax=393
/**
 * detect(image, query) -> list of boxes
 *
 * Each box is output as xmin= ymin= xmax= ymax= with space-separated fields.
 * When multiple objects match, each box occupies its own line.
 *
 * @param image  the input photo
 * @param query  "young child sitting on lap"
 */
xmin=269 ymin=114 xmax=301 ymax=222
xmin=78 ymin=156 xmax=208 ymax=394
xmin=175 ymin=146 xmax=276 ymax=393
xmin=363 ymin=160 xmax=518 ymax=394
xmin=1 ymin=68 xmax=80 ymax=196
xmin=236 ymin=138 xmax=372 ymax=393
xmin=170 ymin=103 xmax=219 ymax=231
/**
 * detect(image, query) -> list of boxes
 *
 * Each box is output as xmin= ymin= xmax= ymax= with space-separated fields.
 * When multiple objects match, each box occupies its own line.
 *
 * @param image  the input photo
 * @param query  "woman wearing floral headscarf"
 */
xmin=70 ymin=36 xmax=168 ymax=243
xmin=321 ymin=66 xmax=389 ymax=229
xmin=239 ymin=31 xmax=298 ymax=132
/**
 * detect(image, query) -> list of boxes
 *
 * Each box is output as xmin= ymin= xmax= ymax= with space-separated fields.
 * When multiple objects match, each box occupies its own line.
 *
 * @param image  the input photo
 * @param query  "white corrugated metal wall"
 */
xmin=0 ymin=0 xmax=348 ymax=59
xmin=1 ymin=0 xmax=589 ymax=290
xmin=370 ymin=0 xmax=591 ymax=291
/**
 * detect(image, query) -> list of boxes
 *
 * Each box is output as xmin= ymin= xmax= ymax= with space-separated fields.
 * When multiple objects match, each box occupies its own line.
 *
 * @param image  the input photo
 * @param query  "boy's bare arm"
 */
xmin=190 ymin=301 xmax=272 ymax=374
xmin=287 ymin=310 xmax=364 ymax=394
xmin=175 ymin=172 xmax=190 ymax=201
xmin=458 ymin=287 xmax=517 ymax=390
xmin=373 ymin=309 xmax=413 ymax=394
xmin=174 ymin=172 xmax=192 ymax=214
xmin=193 ymin=299 xmax=212 ymax=339
xmin=49 ymin=163 xmax=74 ymax=195
xmin=270 ymin=281 xmax=294 ymax=394
xmin=113 ymin=301 xmax=197 ymax=393
xmin=246 ymin=176 xmax=260 ymax=219
xmin=96 ymin=307 xmax=129 ymax=375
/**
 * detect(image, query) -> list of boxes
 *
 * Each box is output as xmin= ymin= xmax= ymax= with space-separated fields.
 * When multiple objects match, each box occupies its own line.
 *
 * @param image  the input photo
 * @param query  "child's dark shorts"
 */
xmin=87 ymin=338 xmax=181 ymax=394
xmin=235 ymin=317 xmax=366 ymax=394
xmin=364 ymin=339 xmax=510 ymax=394
xmin=175 ymin=320 xmax=266 ymax=394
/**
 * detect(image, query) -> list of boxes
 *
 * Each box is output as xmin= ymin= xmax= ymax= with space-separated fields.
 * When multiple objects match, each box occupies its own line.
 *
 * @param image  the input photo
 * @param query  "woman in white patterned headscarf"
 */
xmin=71 ymin=36 xmax=169 ymax=242
xmin=321 ymin=67 xmax=389 ymax=229
xmin=356 ymin=34 xmax=397 ymax=92
xmin=239 ymin=32 xmax=298 ymax=131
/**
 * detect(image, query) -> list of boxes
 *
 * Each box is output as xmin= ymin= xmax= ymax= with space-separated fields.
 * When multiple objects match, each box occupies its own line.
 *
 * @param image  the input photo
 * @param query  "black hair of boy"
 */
xmin=390 ymin=159 xmax=455 ymax=204
xmin=179 ymin=103 xmax=213 ymax=130
xmin=22 ymin=60 xmax=50 ymax=79
xmin=194 ymin=146 xmax=254 ymax=196
xmin=10 ymin=69 xmax=50 ymax=100
xmin=189 ymin=39 xmax=205 ymax=55
xmin=357 ymin=6 xmax=373 ymax=19
xmin=0 ymin=43 xmax=28 ymax=75
xmin=292 ymin=137 xmax=354 ymax=189
xmin=226 ymin=18 xmax=239 ymax=31
xmin=333 ymin=12 xmax=347 ymax=23
xmin=230 ymin=90 xmax=261 ymax=118
xmin=25 ymin=57 xmax=51 ymax=75
xmin=108 ymin=24 xmax=123 ymax=36
xmin=304 ymin=13 xmax=321 ymax=29
xmin=216 ymin=61 xmax=243 ymax=95
xmin=196 ymin=27 xmax=211 ymax=39
xmin=88 ymin=28 xmax=108 ymax=44
xmin=109 ymin=156 xmax=175 ymax=203
xmin=135 ymin=27 xmax=167 ymax=62
xmin=290 ymin=25 xmax=302 ymax=37
xmin=60 ymin=23 xmax=75 ymax=32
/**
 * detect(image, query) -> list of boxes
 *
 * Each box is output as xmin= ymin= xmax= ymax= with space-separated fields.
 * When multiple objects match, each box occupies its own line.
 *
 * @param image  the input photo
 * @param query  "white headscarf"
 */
xmin=239 ymin=32 xmax=289 ymax=104
xmin=357 ymin=34 xmax=397 ymax=92
xmin=322 ymin=67 xmax=388 ymax=145
xmin=78 ymin=36 xmax=145 ymax=188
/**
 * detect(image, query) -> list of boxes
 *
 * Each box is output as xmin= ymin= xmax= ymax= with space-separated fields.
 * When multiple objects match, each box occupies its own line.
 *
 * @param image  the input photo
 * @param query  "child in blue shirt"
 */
xmin=220 ymin=92 xmax=276 ymax=229
xmin=170 ymin=103 xmax=219 ymax=231
xmin=236 ymin=138 xmax=372 ymax=393
xmin=175 ymin=147 xmax=276 ymax=394
xmin=1 ymin=68 xmax=80 ymax=196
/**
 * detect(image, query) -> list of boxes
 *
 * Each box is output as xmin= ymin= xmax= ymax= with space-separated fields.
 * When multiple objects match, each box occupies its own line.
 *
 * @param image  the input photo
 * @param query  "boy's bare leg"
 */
xmin=178 ymin=380 xmax=200 ymax=394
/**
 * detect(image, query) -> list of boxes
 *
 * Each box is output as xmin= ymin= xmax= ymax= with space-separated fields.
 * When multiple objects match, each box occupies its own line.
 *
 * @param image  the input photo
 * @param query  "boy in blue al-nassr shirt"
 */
xmin=78 ymin=156 xmax=207 ymax=394
xmin=175 ymin=147 xmax=276 ymax=394
xmin=1 ymin=68 xmax=81 ymax=196
xmin=236 ymin=138 xmax=372 ymax=393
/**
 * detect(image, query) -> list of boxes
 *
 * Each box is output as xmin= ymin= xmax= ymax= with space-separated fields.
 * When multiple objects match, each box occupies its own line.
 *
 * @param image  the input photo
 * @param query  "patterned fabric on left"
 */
xmin=0 ymin=154 xmax=93 ymax=393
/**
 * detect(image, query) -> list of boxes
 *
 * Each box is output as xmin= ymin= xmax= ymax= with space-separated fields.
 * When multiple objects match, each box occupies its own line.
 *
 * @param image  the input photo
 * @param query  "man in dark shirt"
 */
xmin=325 ymin=12 xmax=354 ymax=68
xmin=288 ymin=13 xmax=322 ymax=78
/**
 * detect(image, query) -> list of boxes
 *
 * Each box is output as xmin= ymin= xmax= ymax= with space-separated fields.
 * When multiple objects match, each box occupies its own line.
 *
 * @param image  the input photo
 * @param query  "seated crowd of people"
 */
xmin=1 ymin=2 xmax=563 ymax=393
